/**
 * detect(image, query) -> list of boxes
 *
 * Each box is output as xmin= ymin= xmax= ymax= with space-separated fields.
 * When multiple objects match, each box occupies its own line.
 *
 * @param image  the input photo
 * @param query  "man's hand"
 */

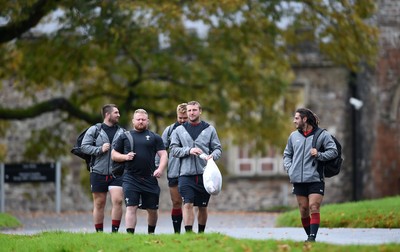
xmin=310 ymin=148 xmax=318 ymax=157
xmin=125 ymin=152 xmax=136 ymax=161
xmin=190 ymin=147 xmax=203 ymax=156
xmin=102 ymin=143 xmax=110 ymax=153
xmin=200 ymin=153 xmax=213 ymax=160
xmin=153 ymin=167 xmax=163 ymax=178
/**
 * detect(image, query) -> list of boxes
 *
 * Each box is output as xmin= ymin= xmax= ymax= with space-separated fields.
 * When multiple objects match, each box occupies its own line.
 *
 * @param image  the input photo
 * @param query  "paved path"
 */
xmin=1 ymin=211 xmax=399 ymax=245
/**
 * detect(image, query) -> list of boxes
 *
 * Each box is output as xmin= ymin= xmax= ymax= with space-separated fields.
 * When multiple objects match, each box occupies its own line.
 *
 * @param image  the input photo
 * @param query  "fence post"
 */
xmin=56 ymin=161 xmax=61 ymax=214
xmin=0 ymin=163 xmax=4 ymax=213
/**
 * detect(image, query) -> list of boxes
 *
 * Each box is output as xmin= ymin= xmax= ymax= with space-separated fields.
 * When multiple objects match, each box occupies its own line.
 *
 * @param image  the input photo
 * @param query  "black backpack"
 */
xmin=71 ymin=123 xmax=102 ymax=171
xmin=112 ymin=131 xmax=134 ymax=176
xmin=312 ymin=128 xmax=343 ymax=178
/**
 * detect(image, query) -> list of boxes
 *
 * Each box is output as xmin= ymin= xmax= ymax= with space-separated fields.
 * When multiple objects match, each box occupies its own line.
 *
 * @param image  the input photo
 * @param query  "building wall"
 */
xmin=358 ymin=0 xmax=400 ymax=199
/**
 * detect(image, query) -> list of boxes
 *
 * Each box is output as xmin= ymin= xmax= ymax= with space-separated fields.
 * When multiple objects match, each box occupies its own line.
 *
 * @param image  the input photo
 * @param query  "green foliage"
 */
xmin=0 ymin=232 xmax=399 ymax=252
xmin=276 ymin=196 xmax=400 ymax=228
xmin=0 ymin=0 xmax=379 ymax=160
xmin=0 ymin=213 xmax=21 ymax=229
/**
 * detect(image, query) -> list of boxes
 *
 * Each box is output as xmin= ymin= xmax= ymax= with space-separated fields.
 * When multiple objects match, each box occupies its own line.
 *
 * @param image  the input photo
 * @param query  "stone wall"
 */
xmin=159 ymin=175 xmax=298 ymax=211
xmin=291 ymin=65 xmax=353 ymax=203
xmin=357 ymin=0 xmax=400 ymax=199
xmin=2 ymin=168 xmax=299 ymax=213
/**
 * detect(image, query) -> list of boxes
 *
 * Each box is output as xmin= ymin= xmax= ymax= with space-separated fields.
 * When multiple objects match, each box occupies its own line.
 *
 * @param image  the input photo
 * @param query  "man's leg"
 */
xmin=179 ymin=176 xmax=195 ymax=233
xmin=308 ymin=193 xmax=323 ymax=241
xmin=183 ymin=203 xmax=195 ymax=232
xmin=296 ymin=195 xmax=310 ymax=236
xmin=147 ymin=209 xmax=158 ymax=234
xmin=109 ymin=186 xmax=123 ymax=233
xmin=197 ymin=206 xmax=208 ymax=233
xmin=170 ymin=185 xmax=183 ymax=233
xmin=125 ymin=206 xmax=138 ymax=234
xmin=92 ymin=192 xmax=107 ymax=232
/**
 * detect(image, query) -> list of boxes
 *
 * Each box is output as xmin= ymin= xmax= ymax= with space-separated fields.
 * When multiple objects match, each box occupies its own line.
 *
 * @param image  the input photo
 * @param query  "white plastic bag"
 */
xmin=201 ymin=155 xmax=222 ymax=195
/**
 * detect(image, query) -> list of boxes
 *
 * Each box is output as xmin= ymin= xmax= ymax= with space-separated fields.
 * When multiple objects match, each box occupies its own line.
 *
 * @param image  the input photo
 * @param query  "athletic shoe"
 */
xmin=305 ymin=235 xmax=316 ymax=242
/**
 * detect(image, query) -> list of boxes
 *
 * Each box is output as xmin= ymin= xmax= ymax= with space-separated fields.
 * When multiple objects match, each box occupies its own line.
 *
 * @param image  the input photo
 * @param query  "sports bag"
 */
xmin=112 ymin=131 xmax=134 ymax=176
xmin=71 ymin=123 xmax=102 ymax=171
xmin=312 ymin=128 xmax=343 ymax=178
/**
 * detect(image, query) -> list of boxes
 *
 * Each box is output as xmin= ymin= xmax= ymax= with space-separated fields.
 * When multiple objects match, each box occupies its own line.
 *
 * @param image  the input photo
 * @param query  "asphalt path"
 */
xmin=1 ymin=211 xmax=399 ymax=245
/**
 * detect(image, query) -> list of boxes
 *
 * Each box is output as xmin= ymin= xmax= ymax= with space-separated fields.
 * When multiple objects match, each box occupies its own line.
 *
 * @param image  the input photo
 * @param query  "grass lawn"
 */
xmin=276 ymin=196 xmax=400 ymax=228
xmin=0 ymin=212 xmax=21 ymax=229
xmin=1 ymin=196 xmax=400 ymax=251
xmin=1 ymin=231 xmax=400 ymax=252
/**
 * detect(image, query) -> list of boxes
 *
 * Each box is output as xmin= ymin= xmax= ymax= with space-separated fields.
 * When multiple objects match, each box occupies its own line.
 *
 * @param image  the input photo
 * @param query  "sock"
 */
xmin=185 ymin=225 xmax=193 ymax=232
xmin=198 ymin=224 xmax=206 ymax=233
xmin=310 ymin=213 xmax=320 ymax=238
xmin=301 ymin=216 xmax=311 ymax=236
xmin=95 ymin=223 xmax=103 ymax=232
xmin=112 ymin=219 xmax=121 ymax=233
xmin=127 ymin=228 xmax=135 ymax=234
xmin=148 ymin=225 xmax=156 ymax=234
xmin=171 ymin=208 xmax=183 ymax=233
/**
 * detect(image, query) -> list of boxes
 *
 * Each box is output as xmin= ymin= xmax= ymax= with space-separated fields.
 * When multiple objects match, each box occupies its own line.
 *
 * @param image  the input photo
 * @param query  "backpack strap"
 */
xmin=312 ymin=128 xmax=325 ymax=180
xmin=88 ymin=123 xmax=102 ymax=172
xmin=312 ymin=128 xmax=325 ymax=149
xmin=167 ymin=124 xmax=174 ymax=138
xmin=124 ymin=131 xmax=134 ymax=152
xmin=93 ymin=123 xmax=102 ymax=140
xmin=166 ymin=124 xmax=177 ymax=147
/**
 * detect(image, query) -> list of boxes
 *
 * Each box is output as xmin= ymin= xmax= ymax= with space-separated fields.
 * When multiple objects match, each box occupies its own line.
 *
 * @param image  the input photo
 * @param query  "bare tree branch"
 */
xmin=0 ymin=0 xmax=60 ymax=44
xmin=0 ymin=97 xmax=101 ymax=123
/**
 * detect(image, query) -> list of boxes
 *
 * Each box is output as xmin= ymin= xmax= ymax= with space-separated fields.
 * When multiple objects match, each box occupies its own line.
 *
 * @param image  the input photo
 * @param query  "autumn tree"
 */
xmin=0 ymin=0 xmax=378 ymax=161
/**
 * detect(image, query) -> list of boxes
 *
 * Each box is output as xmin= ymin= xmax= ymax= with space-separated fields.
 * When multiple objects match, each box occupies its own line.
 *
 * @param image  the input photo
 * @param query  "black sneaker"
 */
xmin=305 ymin=235 xmax=316 ymax=242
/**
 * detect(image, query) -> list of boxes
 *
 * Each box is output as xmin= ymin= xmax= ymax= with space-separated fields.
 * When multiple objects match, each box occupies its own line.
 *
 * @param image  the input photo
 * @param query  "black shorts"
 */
xmin=178 ymin=175 xmax=210 ymax=207
xmin=168 ymin=177 xmax=179 ymax=187
xmin=90 ymin=172 xmax=122 ymax=193
xmin=123 ymin=188 xmax=159 ymax=209
xmin=292 ymin=182 xmax=325 ymax=196
xmin=123 ymin=173 xmax=160 ymax=209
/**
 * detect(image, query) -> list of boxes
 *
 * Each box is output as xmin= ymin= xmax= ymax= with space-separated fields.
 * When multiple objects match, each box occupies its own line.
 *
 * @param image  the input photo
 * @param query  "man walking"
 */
xmin=81 ymin=104 xmax=125 ymax=233
xmin=112 ymin=109 xmax=167 ymax=234
xmin=170 ymin=101 xmax=222 ymax=233
xmin=161 ymin=103 xmax=188 ymax=233
xmin=283 ymin=108 xmax=338 ymax=242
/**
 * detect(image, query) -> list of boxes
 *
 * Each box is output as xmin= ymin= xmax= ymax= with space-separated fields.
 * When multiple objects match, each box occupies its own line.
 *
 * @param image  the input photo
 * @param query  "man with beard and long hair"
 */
xmin=283 ymin=108 xmax=338 ymax=242
xmin=81 ymin=104 xmax=125 ymax=233
xmin=112 ymin=109 xmax=167 ymax=234
xmin=170 ymin=101 xmax=222 ymax=233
